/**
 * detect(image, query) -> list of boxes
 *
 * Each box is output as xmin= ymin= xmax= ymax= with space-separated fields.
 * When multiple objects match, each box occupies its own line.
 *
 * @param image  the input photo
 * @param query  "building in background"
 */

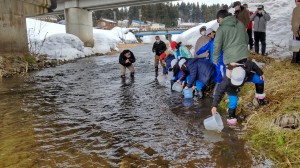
xmin=150 ymin=23 xmax=165 ymax=30
xmin=97 ymin=18 xmax=117 ymax=30
xmin=131 ymin=20 xmax=150 ymax=31
xmin=117 ymin=20 xmax=129 ymax=28
xmin=177 ymin=18 xmax=200 ymax=29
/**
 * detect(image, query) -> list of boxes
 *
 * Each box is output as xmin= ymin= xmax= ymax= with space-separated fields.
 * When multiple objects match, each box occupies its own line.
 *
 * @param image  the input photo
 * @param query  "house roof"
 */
xmin=101 ymin=18 xmax=116 ymax=24
xmin=132 ymin=20 xmax=148 ymax=26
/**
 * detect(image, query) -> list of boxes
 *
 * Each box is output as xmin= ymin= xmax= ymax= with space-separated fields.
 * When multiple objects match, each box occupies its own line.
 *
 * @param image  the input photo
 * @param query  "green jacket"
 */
xmin=213 ymin=16 xmax=249 ymax=65
xmin=174 ymin=45 xmax=193 ymax=60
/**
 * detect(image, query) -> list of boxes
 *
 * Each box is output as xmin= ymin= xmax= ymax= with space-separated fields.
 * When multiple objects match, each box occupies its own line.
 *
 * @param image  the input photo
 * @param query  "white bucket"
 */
xmin=167 ymin=71 xmax=174 ymax=80
xmin=204 ymin=113 xmax=224 ymax=132
xmin=172 ymin=82 xmax=183 ymax=92
xmin=157 ymin=75 xmax=166 ymax=85
xmin=289 ymin=39 xmax=300 ymax=52
xmin=164 ymin=80 xmax=171 ymax=88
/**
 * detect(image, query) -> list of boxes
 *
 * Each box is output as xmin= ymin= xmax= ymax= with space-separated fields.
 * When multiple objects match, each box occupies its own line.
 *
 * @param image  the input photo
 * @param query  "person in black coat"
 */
xmin=119 ymin=49 xmax=136 ymax=78
xmin=152 ymin=36 xmax=167 ymax=77
xmin=211 ymin=60 xmax=268 ymax=126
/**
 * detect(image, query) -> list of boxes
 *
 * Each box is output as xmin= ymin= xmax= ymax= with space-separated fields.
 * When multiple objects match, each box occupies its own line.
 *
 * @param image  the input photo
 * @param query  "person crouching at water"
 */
xmin=211 ymin=60 xmax=268 ymax=126
xmin=119 ymin=49 xmax=136 ymax=78
xmin=179 ymin=58 xmax=215 ymax=99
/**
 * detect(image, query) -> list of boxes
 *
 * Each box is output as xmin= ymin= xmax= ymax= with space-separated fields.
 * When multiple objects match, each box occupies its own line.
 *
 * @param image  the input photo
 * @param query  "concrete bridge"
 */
xmin=0 ymin=0 xmax=177 ymax=54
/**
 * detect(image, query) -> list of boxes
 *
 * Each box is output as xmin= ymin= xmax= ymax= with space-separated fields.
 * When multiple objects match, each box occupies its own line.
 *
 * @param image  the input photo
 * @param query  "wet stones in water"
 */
xmin=274 ymin=113 xmax=300 ymax=129
xmin=144 ymin=147 xmax=157 ymax=156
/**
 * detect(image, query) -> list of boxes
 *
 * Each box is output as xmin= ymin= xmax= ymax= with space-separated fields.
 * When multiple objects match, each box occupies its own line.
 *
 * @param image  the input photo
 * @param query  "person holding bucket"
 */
xmin=178 ymin=58 xmax=215 ymax=99
xmin=211 ymin=60 xmax=268 ymax=126
xmin=291 ymin=0 xmax=300 ymax=63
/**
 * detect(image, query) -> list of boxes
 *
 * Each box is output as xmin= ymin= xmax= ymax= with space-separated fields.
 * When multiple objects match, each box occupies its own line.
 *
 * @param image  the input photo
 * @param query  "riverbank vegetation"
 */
xmin=225 ymin=55 xmax=300 ymax=167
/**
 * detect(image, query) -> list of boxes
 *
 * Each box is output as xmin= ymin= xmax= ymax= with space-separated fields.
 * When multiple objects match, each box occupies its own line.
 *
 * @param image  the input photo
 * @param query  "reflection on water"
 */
xmin=0 ymin=45 xmax=272 ymax=167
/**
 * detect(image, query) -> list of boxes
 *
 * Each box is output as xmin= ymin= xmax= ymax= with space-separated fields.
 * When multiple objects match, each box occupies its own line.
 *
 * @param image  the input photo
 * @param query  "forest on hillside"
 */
xmin=93 ymin=2 xmax=224 ymax=27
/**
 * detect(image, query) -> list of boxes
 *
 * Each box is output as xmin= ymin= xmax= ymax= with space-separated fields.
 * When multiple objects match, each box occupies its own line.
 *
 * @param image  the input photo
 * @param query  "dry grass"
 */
xmin=236 ymin=56 xmax=300 ymax=167
xmin=117 ymin=43 xmax=144 ymax=49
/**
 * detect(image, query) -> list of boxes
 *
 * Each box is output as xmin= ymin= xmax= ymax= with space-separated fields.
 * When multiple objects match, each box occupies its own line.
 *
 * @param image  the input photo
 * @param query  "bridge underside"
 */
xmin=52 ymin=0 xmax=177 ymax=14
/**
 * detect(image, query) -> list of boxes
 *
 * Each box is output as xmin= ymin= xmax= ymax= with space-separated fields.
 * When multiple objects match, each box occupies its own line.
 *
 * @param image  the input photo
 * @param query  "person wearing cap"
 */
xmin=179 ymin=58 xmax=215 ymax=99
xmin=243 ymin=3 xmax=254 ymax=51
xmin=170 ymin=41 xmax=193 ymax=60
xmin=211 ymin=60 xmax=268 ymax=126
xmin=194 ymin=26 xmax=210 ymax=58
xmin=232 ymin=1 xmax=250 ymax=29
xmin=291 ymin=0 xmax=300 ymax=63
xmin=250 ymin=5 xmax=271 ymax=56
xmin=214 ymin=9 xmax=249 ymax=66
xmin=222 ymin=5 xmax=232 ymax=15
xmin=152 ymin=36 xmax=167 ymax=77
xmin=119 ymin=49 xmax=136 ymax=78
xmin=196 ymin=28 xmax=226 ymax=87
xmin=161 ymin=51 xmax=176 ymax=76
xmin=170 ymin=59 xmax=185 ymax=85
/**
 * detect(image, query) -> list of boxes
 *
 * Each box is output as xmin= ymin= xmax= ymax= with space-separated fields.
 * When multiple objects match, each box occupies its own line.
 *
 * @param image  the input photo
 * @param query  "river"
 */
xmin=0 ymin=45 xmax=272 ymax=167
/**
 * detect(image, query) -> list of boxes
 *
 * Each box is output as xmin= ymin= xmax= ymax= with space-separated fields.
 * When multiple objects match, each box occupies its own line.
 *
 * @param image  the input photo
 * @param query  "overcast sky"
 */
xmin=177 ymin=0 xmax=237 ymax=5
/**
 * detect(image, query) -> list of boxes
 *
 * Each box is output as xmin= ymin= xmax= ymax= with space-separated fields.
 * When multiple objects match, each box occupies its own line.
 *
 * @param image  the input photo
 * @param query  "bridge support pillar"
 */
xmin=0 ymin=1 xmax=28 ymax=53
xmin=65 ymin=8 xmax=94 ymax=47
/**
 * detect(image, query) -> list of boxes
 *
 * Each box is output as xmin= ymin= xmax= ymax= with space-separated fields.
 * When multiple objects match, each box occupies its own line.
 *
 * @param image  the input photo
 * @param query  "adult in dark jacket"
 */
xmin=179 ymin=58 xmax=215 ymax=98
xmin=243 ymin=3 xmax=254 ymax=50
xmin=291 ymin=0 xmax=300 ymax=63
xmin=152 ymin=36 xmax=167 ymax=77
xmin=233 ymin=1 xmax=250 ymax=29
xmin=119 ymin=49 xmax=136 ymax=78
xmin=250 ymin=5 xmax=271 ymax=56
xmin=211 ymin=60 xmax=268 ymax=126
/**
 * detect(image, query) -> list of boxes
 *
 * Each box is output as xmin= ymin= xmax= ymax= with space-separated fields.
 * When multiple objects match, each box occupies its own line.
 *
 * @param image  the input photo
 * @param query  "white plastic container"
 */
xmin=157 ymin=75 xmax=166 ymax=85
xmin=289 ymin=39 xmax=300 ymax=52
xmin=204 ymin=113 xmax=224 ymax=132
xmin=172 ymin=82 xmax=183 ymax=92
xmin=164 ymin=80 xmax=171 ymax=88
xmin=167 ymin=71 xmax=174 ymax=80
xmin=183 ymin=88 xmax=193 ymax=98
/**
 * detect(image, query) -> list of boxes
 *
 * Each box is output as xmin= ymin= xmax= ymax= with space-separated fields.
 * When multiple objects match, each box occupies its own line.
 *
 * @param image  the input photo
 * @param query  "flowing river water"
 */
xmin=0 ymin=45 xmax=272 ymax=167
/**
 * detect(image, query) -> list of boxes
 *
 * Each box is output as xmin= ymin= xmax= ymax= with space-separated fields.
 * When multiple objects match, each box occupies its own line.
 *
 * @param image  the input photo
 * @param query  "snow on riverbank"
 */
xmin=173 ymin=0 xmax=294 ymax=58
xmin=245 ymin=0 xmax=294 ymax=58
xmin=26 ymin=18 xmax=137 ymax=61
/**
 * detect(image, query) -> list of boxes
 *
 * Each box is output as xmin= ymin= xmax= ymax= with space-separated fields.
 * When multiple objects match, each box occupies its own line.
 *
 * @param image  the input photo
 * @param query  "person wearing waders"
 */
xmin=211 ymin=60 xmax=268 ymax=126
xmin=250 ymin=5 xmax=271 ymax=56
xmin=119 ymin=50 xmax=136 ymax=78
xmin=291 ymin=0 xmax=300 ymax=63
xmin=152 ymin=36 xmax=167 ymax=77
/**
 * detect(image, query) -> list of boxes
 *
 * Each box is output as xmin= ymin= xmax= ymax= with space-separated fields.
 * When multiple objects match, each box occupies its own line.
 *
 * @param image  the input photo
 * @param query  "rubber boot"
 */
xmin=155 ymin=67 xmax=158 ymax=77
xmin=296 ymin=52 xmax=300 ymax=64
xmin=227 ymin=108 xmax=237 ymax=126
xmin=130 ymin=72 xmax=134 ymax=78
xmin=197 ymin=90 xmax=203 ymax=99
xmin=291 ymin=52 xmax=298 ymax=63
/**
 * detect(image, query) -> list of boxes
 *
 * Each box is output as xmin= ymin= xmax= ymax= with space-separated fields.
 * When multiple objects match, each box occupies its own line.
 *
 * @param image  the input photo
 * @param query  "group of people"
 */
xmin=118 ymin=0 xmax=300 ymax=126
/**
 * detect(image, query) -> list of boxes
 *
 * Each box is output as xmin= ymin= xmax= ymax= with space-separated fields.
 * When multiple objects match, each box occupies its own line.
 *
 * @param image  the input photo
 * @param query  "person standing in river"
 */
xmin=152 ymin=36 xmax=167 ymax=77
xmin=119 ymin=49 xmax=136 ymax=78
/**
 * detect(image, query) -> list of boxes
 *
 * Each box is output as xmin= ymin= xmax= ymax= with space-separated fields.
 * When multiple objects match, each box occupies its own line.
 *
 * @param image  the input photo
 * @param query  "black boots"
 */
xmin=130 ymin=72 xmax=134 ymax=78
xmin=291 ymin=52 xmax=300 ymax=64
xmin=155 ymin=67 xmax=158 ymax=77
